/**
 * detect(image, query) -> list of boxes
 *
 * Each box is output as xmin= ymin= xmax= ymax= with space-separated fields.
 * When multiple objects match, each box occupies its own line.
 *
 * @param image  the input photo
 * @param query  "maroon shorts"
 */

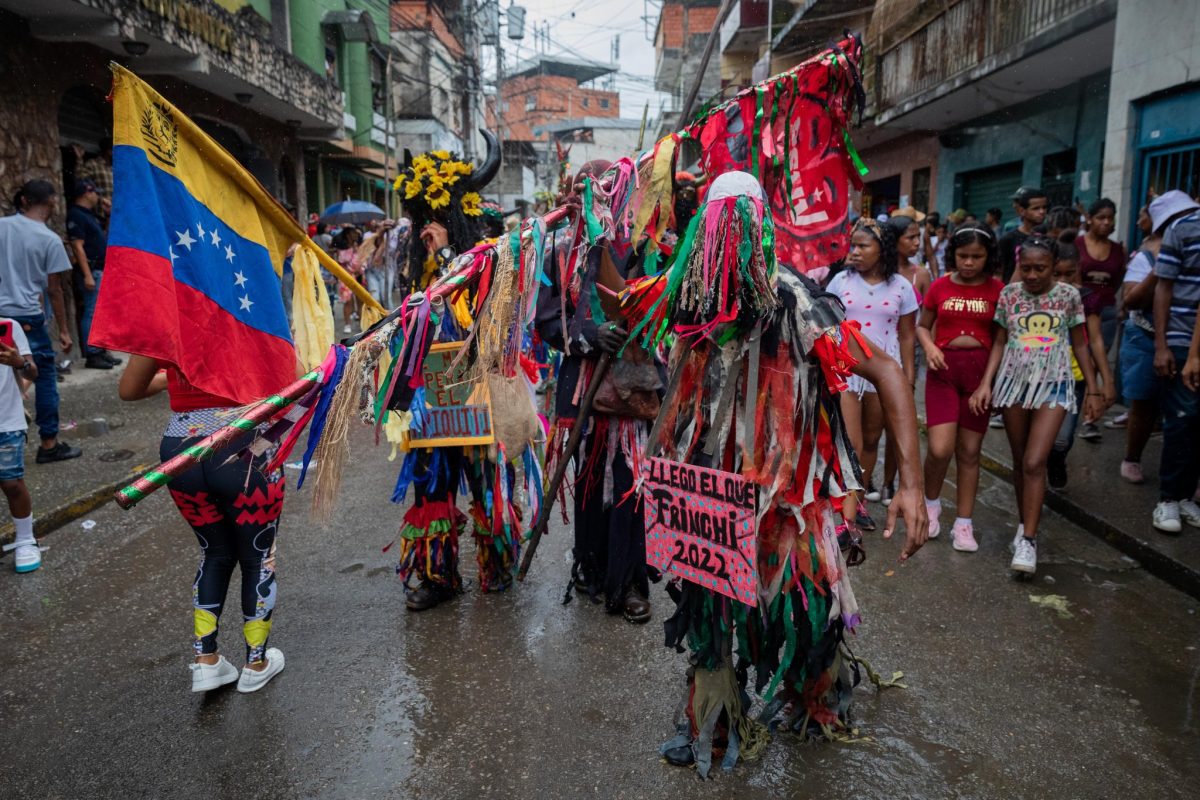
xmin=925 ymin=347 xmax=990 ymax=434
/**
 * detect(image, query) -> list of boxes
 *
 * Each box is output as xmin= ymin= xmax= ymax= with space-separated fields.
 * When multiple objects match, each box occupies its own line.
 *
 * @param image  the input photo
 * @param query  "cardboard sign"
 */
xmin=642 ymin=457 xmax=758 ymax=606
xmin=406 ymin=342 xmax=494 ymax=448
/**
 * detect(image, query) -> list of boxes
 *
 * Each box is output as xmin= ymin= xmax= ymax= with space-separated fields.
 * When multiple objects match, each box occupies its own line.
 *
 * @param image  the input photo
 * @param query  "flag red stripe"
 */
xmin=90 ymin=246 xmax=296 ymax=404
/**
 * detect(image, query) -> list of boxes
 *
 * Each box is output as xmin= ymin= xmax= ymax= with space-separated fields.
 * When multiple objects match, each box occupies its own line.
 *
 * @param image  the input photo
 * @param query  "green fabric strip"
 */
xmin=751 ymin=88 xmax=765 ymax=181
xmin=843 ymin=129 xmax=869 ymax=177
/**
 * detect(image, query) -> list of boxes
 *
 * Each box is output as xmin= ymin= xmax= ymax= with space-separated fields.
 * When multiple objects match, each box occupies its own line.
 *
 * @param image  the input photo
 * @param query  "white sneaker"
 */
xmin=190 ymin=656 xmax=239 ymax=693
xmin=1011 ymin=536 xmax=1037 ymax=574
xmin=989 ymin=414 xmax=1004 ymax=429
xmin=1153 ymin=501 xmax=1183 ymax=534
xmin=11 ymin=541 xmax=42 ymax=573
xmin=864 ymin=484 xmax=881 ymax=502
xmin=1009 ymin=524 xmax=1025 ymax=553
xmin=342 ymin=324 xmax=352 ymax=335
xmin=237 ymin=647 xmax=285 ymax=693
xmin=1179 ymin=499 xmax=1200 ymax=529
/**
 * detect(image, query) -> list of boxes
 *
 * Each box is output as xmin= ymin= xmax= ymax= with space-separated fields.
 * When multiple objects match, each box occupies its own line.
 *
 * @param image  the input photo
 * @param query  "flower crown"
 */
xmin=392 ymin=150 xmax=483 ymax=216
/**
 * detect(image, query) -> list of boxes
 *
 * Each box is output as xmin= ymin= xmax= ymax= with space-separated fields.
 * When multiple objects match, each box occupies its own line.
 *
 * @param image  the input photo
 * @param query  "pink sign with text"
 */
xmin=642 ymin=457 xmax=758 ymax=606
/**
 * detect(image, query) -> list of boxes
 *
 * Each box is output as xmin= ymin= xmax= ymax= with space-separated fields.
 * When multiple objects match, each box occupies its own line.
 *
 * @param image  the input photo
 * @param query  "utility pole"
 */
xmin=677 ymin=0 xmax=734 ymax=124
xmin=765 ymin=0 xmax=774 ymax=70
xmin=495 ymin=1 xmax=504 ymax=152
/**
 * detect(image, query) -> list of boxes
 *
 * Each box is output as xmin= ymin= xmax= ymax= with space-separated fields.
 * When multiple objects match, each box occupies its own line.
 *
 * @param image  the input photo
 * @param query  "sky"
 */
xmin=483 ymin=0 xmax=672 ymax=119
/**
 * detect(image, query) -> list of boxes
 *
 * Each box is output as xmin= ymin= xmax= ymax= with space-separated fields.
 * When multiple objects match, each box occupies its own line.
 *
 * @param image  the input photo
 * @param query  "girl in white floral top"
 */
xmin=970 ymin=234 xmax=1103 ymax=576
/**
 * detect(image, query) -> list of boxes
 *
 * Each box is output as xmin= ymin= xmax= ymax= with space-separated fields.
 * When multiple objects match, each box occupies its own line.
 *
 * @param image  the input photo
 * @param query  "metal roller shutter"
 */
xmin=961 ymin=161 xmax=1023 ymax=221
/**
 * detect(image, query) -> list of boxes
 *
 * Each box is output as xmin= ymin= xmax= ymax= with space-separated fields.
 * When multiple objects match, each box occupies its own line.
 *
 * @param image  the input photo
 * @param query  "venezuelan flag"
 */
xmin=92 ymin=64 xmax=381 ymax=405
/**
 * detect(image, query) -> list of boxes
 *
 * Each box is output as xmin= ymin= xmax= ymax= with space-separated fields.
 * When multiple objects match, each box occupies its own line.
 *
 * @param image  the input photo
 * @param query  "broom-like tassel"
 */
xmin=310 ymin=341 xmax=374 ymax=519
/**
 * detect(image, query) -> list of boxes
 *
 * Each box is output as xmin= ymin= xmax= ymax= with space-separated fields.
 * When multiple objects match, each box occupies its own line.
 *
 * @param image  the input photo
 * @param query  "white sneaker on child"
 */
xmin=1011 ymin=536 xmax=1037 ymax=574
xmin=12 ymin=541 xmax=42 ymax=573
xmin=190 ymin=656 xmax=239 ymax=693
xmin=1178 ymin=500 xmax=1200 ymax=529
xmin=1153 ymin=502 xmax=1182 ymax=534
xmin=1009 ymin=524 xmax=1025 ymax=553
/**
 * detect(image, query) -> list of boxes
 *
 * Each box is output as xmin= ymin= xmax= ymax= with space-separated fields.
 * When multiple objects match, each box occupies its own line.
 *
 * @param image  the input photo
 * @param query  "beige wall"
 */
xmin=857 ymin=132 xmax=942 ymax=212
xmin=1101 ymin=0 xmax=1200 ymax=209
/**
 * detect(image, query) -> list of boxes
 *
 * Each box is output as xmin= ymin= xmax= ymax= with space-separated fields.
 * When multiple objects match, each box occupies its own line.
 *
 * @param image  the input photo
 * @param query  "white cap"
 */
xmin=1149 ymin=190 xmax=1200 ymax=233
xmin=707 ymin=170 xmax=765 ymax=203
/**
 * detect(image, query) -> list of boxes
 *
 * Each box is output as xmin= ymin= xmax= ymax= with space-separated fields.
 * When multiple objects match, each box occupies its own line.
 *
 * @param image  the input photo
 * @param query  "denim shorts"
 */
xmin=1119 ymin=320 xmax=1157 ymax=403
xmin=0 ymin=429 xmax=27 ymax=481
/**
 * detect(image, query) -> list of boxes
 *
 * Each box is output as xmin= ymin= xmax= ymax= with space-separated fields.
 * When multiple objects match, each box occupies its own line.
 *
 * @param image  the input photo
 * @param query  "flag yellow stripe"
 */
xmin=109 ymin=64 xmax=383 ymax=312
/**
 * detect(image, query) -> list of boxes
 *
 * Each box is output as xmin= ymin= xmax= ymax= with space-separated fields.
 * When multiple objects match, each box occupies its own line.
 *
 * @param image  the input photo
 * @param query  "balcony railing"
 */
xmin=875 ymin=0 xmax=1111 ymax=113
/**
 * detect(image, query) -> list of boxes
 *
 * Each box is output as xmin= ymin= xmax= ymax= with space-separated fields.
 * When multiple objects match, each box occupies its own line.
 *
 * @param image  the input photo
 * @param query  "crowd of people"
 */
xmin=3 ymin=147 xmax=1200 ymax=775
xmin=849 ymin=185 xmax=1200 ymax=553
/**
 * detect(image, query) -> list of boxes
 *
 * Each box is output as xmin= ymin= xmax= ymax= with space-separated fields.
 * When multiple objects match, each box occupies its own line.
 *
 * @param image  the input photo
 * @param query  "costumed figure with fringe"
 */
xmin=535 ymin=160 xmax=665 ymax=623
xmin=387 ymin=134 xmax=529 ymax=610
xmin=620 ymin=171 xmax=902 ymax=776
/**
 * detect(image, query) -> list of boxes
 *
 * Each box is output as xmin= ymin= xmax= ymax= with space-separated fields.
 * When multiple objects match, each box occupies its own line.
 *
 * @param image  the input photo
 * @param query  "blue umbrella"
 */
xmin=319 ymin=200 xmax=386 ymax=225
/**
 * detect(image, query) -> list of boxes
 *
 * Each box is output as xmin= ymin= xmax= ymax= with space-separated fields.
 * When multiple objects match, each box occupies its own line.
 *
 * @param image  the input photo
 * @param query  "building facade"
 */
xmin=652 ymin=0 xmax=722 ymax=134
xmin=0 ymin=0 xmax=402 ymax=226
xmin=860 ymin=0 xmax=1116 ymax=223
xmin=1100 ymin=0 xmax=1200 ymax=242
xmin=390 ymin=1 xmax=484 ymax=165
xmin=491 ymin=54 xmax=620 ymax=209
xmin=290 ymin=0 xmax=397 ymax=213
xmin=0 ymin=0 xmax=345 ymax=225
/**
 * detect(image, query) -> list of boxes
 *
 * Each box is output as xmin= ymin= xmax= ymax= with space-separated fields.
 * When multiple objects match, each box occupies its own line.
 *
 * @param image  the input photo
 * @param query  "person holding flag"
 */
xmin=95 ymin=65 xmax=379 ymax=693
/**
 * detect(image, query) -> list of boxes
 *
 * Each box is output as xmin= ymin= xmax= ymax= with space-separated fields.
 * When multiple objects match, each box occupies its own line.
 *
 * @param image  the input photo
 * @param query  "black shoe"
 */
xmin=84 ymin=355 xmax=113 ymax=370
xmin=1047 ymin=451 xmax=1068 ymax=490
xmin=405 ymin=582 xmax=442 ymax=612
xmin=36 ymin=441 xmax=82 ymax=464
xmin=662 ymin=744 xmax=695 ymax=767
xmin=100 ymin=352 xmax=123 ymax=366
xmin=855 ymin=509 xmax=877 ymax=531
xmin=623 ymin=590 xmax=651 ymax=624
xmin=405 ymin=580 xmax=456 ymax=611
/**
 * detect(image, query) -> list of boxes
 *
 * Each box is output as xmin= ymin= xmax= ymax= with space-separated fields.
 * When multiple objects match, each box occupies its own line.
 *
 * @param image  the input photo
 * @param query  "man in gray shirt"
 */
xmin=0 ymin=179 xmax=81 ymax=463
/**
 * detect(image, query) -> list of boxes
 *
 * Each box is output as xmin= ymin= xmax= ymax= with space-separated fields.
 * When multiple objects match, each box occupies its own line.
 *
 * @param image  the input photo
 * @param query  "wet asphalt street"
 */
xmin=2 ymin=423 xmax=1200 ymax=800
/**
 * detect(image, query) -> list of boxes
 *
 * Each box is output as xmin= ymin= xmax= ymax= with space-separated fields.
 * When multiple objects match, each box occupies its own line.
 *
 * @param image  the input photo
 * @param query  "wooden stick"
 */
xmin=517 ymin=352 xmax=612 ymax=581
xmin=114 ymin=371 xmax=322 ymax=509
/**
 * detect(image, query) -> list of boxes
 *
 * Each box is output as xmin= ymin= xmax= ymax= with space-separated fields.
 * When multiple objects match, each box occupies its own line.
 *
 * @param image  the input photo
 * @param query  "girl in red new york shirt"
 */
xmin=916 ymin=227 xmax=1005 ymax=553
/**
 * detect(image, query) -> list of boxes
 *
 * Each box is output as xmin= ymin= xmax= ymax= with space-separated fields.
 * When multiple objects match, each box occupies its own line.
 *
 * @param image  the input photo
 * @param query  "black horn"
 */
xmin=465 ymin=129 xmax=501 ymax=191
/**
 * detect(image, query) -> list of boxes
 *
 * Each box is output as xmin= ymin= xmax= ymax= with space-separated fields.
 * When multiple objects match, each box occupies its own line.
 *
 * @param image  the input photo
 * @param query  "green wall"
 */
xmin=288 ymin=0 xmax=389 ymax=146
xmin=936 ymin=73 xmax=1112 ymax=215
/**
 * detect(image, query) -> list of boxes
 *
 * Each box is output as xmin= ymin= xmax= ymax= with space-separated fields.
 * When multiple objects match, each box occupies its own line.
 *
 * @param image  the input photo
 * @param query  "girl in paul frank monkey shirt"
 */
xmin=970 ymin=235 xmax=1104 ymax=576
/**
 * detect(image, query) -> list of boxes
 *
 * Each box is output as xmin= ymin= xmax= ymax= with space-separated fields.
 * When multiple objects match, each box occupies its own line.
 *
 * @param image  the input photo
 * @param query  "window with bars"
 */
xmin=1141 ymin=144 xmax=1200 ymax=201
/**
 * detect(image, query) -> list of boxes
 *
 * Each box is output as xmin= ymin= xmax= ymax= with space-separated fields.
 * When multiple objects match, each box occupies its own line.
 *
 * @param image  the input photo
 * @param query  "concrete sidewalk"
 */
xmin=0 ymin=360 xmax=170 ymax=544
xmin=970 ymin=405 xmax=1200 ymax=598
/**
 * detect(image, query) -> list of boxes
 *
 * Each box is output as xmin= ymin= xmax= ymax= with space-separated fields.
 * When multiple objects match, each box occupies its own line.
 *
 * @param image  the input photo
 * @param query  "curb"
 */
xmin=0 ymin=467 xmax=148 ymax=547
xmin=975 ymin=449 xmax=1200 ymax=601
xmin=913 ymin=418 xmax=1200 ymax=601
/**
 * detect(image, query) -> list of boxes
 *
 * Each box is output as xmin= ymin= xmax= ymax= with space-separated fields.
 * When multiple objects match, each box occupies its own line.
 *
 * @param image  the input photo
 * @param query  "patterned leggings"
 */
xmin=162 ymin=431 xmax=283 ymax=663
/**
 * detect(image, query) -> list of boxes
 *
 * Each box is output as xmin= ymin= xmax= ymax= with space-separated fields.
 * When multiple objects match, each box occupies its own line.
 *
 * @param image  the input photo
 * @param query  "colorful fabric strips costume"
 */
xmin=635 ymin=172 xmax=868 ymax=778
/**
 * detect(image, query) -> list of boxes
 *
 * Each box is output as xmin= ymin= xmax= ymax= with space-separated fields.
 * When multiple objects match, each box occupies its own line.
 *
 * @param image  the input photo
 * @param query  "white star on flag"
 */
xmin=233 ymin=270 xmax=248 ymax=287
xmin=196 ymin=222 xmax=205 ymax=239
xmin=238 ymin=295 xmax=254 ymax=312
xmin=225 ymin=245 xmax=236 ymax=263
xmin=169 ymin=247 xmax=178 ymax=263
xmin=175 ymin=229 xmax=196 ymax=251
xmin=210 ymin=228 xmax=221 ymax=248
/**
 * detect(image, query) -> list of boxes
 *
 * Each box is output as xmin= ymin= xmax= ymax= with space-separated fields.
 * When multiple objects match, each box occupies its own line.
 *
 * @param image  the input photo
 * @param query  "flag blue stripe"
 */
xmin=108 ymin=145 xmax=291 ymax=343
